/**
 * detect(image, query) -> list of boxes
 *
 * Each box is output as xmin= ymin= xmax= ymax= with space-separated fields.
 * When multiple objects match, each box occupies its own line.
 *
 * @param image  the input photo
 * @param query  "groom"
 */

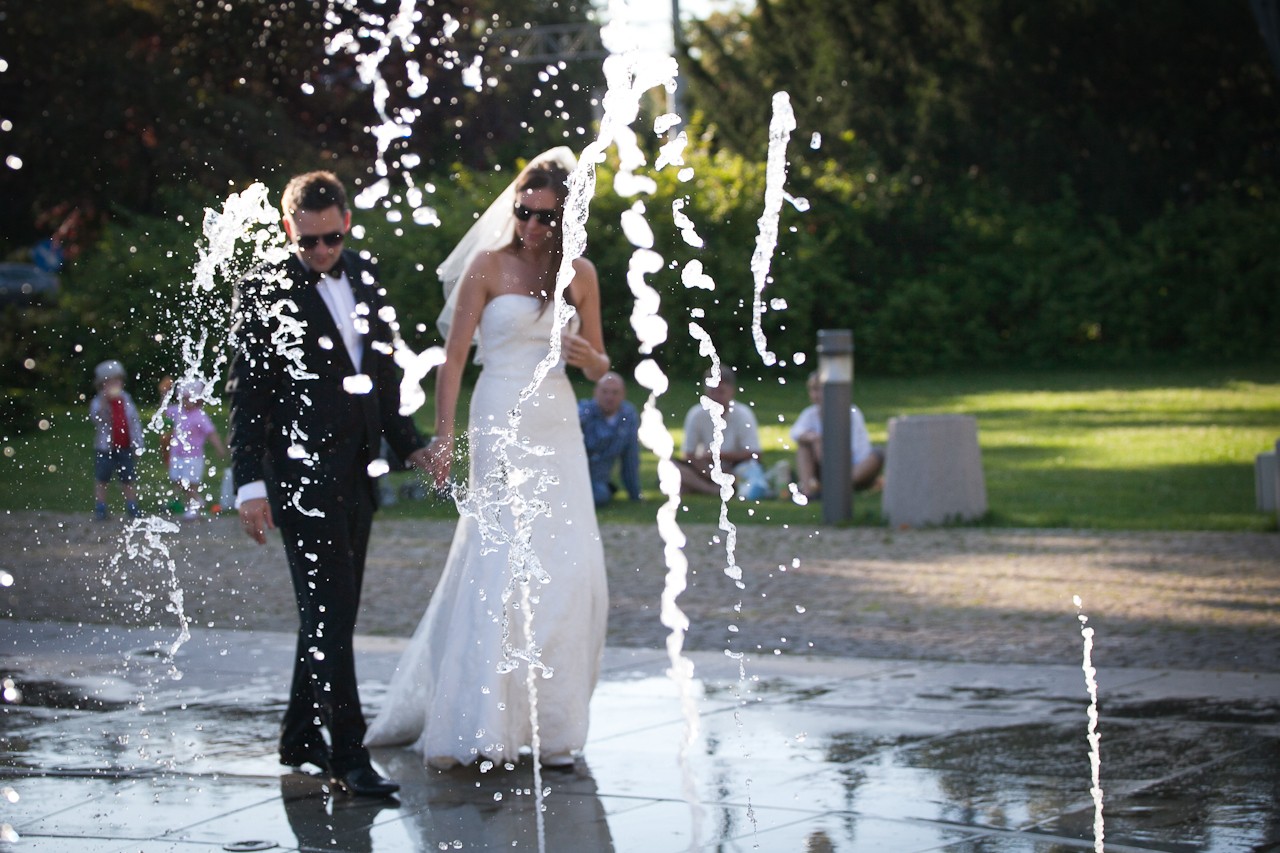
xmin=227 ymin=170 xmax=430 ymax=797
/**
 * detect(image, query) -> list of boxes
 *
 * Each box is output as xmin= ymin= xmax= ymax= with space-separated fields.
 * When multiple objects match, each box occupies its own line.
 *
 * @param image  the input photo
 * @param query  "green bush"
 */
xmin=5 ymin=147 xmax=1275 ymax=416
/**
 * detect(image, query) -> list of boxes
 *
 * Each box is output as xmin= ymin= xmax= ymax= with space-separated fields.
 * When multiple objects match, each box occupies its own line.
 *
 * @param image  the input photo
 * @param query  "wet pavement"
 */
xmin=2 ymin=619 xmax=1278 ymax=852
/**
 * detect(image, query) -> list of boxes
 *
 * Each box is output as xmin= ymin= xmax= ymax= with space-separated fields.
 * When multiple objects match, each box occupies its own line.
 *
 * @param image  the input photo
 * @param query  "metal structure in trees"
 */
xmin=487 ymin=23 xmax=606 ymax=64
xmin=1251 ymin=0 xmax=1280 ymax=78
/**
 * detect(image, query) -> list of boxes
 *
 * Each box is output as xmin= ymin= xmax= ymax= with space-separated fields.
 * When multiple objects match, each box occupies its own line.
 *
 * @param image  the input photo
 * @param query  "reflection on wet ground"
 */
xmin=2 ymin=620 xmax=1278 ymax=851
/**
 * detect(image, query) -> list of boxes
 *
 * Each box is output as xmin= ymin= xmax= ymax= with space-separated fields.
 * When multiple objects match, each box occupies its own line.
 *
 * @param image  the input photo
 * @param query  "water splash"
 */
xmin=1074 ymin=594 xmax=1105 ymax=852
xmin=324 ymin=0 xmax=437 ymax=226
xmin=109 ymin=515 xmax=188 ymax=662
xmin=522 ymin=579 xmax=548 ymax=853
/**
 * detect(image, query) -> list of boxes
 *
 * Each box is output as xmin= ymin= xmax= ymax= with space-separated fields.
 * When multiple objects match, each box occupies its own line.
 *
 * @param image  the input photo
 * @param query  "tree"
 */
xmin=0 ymin=0 xmax=605 ymax=424
xmin=682 ymin=0 xmax=1279 ymax=222
xmin=0 ymin=0 xmax=603 ymax=256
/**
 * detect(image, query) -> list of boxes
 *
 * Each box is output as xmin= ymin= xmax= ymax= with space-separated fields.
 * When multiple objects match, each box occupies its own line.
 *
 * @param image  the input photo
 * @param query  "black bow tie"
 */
xmin=313 ymin=259 xmax=345 ymax=283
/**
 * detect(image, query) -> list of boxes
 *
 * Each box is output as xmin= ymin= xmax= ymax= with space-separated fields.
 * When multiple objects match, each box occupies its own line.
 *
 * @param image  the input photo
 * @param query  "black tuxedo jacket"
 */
xmin=226 ymin=248 xmax=425 ymax=517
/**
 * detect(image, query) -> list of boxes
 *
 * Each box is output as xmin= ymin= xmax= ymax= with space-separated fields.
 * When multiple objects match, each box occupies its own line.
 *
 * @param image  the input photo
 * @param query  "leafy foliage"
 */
xmin=684 ymin=0 xmax=1279 ymax=222
xmin=0 ymin=0 xmax=602 ymax=253
xmin=674 ymin=0 xmax=1279 ymax=375
xmin=3 ymin=0 xmax=1278 ymax=432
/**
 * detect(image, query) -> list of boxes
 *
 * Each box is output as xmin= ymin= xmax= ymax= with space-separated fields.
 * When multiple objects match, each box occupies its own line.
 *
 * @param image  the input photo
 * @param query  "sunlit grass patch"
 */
xmin=3 ymin=365 xmax=1276 ymax=531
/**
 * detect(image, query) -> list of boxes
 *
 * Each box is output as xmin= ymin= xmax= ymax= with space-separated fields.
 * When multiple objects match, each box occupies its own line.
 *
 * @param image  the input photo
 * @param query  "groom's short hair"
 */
xmin=281 ymin=171 xmax=348 ymax=216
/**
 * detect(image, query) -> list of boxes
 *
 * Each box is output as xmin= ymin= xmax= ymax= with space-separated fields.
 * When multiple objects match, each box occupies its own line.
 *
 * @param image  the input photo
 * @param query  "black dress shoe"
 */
xmin=330 ymin=765 xmax=400 ymax=798
xmin=279 ymin=743 xmax=331 ymax=773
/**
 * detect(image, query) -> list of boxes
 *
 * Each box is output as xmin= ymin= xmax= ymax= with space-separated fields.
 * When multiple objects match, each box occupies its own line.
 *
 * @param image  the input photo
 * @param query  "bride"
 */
xmin=365 ymin=148 xmax=611 ymax=770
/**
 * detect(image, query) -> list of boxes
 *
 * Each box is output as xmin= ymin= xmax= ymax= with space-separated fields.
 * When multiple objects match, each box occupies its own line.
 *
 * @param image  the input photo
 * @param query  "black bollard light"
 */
xmin=817 ymin=329 xmax=854 ymax=524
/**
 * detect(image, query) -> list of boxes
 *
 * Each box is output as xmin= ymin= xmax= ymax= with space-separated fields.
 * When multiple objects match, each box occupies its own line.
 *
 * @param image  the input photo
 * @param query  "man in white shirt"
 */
xmin=789 ymin=371 xmax=884 ymax=499
xmin=675 ymin=366 xmax=767 ymax=498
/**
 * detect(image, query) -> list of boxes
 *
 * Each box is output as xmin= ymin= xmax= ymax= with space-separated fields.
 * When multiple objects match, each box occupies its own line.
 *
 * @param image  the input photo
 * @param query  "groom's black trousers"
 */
xmin=276 ymin=479 xmax=374 ymax=774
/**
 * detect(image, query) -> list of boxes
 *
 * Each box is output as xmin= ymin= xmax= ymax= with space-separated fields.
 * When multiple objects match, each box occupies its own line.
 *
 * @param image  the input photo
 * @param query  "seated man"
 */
xmin=578 ymin=371 xmax=642 ymax=506
xmin=790 ymin=371 xmax=884 ymax=499
xmin=675 ymin=367 xmax=769 ymax=499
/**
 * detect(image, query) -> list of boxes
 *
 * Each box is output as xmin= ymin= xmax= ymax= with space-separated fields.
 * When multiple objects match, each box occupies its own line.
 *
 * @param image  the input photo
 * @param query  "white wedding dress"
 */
xmin=365 ymin=294 xmax=608 ymax=768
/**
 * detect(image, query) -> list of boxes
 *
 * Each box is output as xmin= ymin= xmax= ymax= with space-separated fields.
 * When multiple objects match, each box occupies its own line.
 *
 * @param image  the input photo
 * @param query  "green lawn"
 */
xmin=3 ymin=365 xmax=1277 ymax=531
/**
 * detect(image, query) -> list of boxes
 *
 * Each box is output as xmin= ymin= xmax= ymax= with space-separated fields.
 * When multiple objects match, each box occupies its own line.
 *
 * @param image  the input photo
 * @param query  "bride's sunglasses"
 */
xmin=514 ymin=205 xmax=558 ymax=227
xmin=296 ymin=231 xmax=345 ymax=250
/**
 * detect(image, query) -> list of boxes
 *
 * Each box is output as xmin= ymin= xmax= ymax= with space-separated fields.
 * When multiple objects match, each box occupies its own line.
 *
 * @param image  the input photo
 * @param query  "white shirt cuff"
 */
xmin=235 ymin=480 xmax=267 ymax=508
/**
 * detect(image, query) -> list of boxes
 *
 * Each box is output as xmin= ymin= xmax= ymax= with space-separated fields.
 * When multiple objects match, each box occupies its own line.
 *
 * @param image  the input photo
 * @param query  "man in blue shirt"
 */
xmin=578 ymin=372 xmax=642 ymax=506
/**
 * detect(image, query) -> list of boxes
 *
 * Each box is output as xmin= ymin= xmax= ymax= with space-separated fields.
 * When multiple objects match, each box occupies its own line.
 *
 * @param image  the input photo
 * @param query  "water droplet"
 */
xmin=413 ymin=206 xmax=440 ymax=226
xmin=784 ymin=192 xmax=810 ymax=212
xmin=795 ymin=605 xmax=806 ymax=614
xmin=620 ymin=202 xmax=655 ymax=249
xmin=343 ymin=374 xmax=373 ymax=395
xmin=492 ymin=792 xmax=503 ymax=802
xmin=367 ymin=458 xmax=390 ymax=477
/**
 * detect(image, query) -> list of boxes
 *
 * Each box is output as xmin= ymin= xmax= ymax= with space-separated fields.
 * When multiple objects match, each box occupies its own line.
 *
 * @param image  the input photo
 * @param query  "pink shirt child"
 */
xmin=166 ymin=404 xmax=218 ymax=462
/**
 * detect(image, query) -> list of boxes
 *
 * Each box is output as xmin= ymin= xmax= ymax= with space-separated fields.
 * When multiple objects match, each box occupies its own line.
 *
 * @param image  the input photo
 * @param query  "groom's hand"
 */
xmin=423 ymin=436 xmax=453 ymax=488
xmin=239 ymin=498 xmax=274 ymax=545
xmin=405 ymin=447 xmax=433 ymax=472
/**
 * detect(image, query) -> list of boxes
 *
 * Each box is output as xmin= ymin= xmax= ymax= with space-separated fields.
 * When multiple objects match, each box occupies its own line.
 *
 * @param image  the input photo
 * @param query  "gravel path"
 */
xmin=2 ymin=510 xmax=1277 ymax=672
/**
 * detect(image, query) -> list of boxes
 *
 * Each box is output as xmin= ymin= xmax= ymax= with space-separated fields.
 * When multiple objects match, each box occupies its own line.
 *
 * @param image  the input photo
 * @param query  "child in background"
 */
xmin=165 ymin=379 xmax=227 ymax=520
xmin=89 ymin=360 xmax=145 ymax=520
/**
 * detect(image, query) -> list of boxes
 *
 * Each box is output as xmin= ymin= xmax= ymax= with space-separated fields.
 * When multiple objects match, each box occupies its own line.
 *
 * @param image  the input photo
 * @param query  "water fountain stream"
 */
xmin=1075 ymin=595 xmax=1106 ymax=852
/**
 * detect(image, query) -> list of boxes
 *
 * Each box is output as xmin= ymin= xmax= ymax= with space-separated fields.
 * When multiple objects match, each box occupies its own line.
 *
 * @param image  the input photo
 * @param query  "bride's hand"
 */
xmin=561 ymin=331 xmax=608 ymax=376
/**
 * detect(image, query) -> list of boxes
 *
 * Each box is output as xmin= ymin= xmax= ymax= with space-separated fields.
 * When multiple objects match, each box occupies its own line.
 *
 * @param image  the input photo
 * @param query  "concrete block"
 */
xmin=883 ymin=414 xmax=987 ymax=527
xmin=1257 ymin=451 xmax=1277 ymax=512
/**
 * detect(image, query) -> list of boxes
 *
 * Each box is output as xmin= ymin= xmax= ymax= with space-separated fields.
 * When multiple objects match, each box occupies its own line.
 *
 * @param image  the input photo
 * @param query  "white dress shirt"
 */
xmin=315 ymin=269 xmax=364 ymax=373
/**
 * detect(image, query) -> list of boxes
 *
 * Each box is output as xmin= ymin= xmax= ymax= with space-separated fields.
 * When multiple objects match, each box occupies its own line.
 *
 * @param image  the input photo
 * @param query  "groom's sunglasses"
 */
xmin=296 ymin=231 xmax=345 ymax=250
xmin=514 ymin=205 xmax=558 ymax=227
